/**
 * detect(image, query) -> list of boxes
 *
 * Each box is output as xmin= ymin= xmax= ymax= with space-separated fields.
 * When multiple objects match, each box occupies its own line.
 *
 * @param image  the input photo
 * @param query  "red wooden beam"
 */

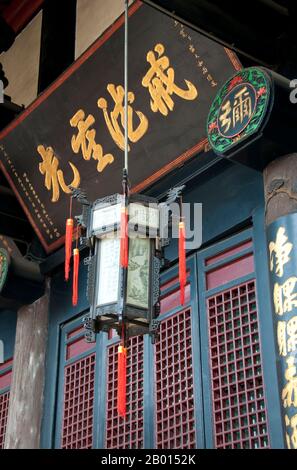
xmin=2 ymin=0 xmax=44 ymax=34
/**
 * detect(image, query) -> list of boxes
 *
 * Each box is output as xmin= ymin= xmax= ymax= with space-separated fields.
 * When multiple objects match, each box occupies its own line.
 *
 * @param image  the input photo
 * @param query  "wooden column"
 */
xmin=264 ymin=154 xmax=297 ymax=226
xmin=264 ymin=153 xmax=297 ymax=449
xmin=4 ymin=279 xmax=50 ymax=449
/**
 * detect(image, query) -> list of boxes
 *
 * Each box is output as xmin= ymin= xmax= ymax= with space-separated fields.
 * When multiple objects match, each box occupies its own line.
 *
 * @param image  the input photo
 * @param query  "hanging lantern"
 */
xmin=71 ymin=184 xmax=186 ymax=418
xmin=79 ymin=192 xmax=162 ymax=342
xmin=66 ymin=0 xmax=190 ymax=421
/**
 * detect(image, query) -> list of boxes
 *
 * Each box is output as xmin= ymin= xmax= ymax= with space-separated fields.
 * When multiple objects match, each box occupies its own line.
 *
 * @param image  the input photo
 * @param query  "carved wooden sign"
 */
xmin=0 ymin=1 xmax=240 ymax=252
xmin=0 ymin=248 xmax=9 ymax=293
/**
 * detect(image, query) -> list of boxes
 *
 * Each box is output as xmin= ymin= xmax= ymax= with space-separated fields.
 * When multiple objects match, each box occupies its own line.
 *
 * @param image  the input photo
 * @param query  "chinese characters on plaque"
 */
xmin=268 ymin=218 xmax=297 ymax=448
xmin=218 ymin=83 xmax=256 ymax=138
xmin=37 ymin=43 xmax=198 ymax=203
xmin=0 ymin=1 xmax=240 ymax=252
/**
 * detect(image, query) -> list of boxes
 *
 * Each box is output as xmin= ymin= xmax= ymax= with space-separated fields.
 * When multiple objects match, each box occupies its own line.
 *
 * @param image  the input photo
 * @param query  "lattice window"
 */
xmin=208 ymin=280 xmax=270 ymax=449
xmin=0 ymin=391 xmax=10 ymax=449
xmin=106 ymin=336 xmax=144 ymax=449
xmin=61 ymin=330 xmax=96 ymax=449
xmin=155 ymin=309 xmax=196 ymax=449
xmin=0 ymin=359 xmax=13 ymax=450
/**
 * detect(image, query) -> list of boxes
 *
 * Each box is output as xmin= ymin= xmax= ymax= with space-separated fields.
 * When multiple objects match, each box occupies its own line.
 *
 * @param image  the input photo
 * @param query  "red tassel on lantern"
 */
xmin=117 ymin=344 xmax=127 ymax=418
xmin=72 ymin=248 xmax=79 ymax=306
xmin=65 ymin=218 xmax=74 ymax=281
xmin=120 ymin=206 xmax=129 ymax=268
xmin=179 ymin=221 xmax=186 ymax=305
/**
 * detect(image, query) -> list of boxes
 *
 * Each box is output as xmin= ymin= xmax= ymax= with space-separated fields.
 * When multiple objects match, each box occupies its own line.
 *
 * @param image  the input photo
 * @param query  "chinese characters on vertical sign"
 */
xmin=37 ymin=43 xmax=198 ymax=203
xmin=269 ymin=218 xmax=297 ymax=448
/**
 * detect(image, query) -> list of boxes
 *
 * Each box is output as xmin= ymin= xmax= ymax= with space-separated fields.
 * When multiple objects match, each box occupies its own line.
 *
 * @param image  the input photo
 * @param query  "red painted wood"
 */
xmin=0 ymin=359 xmax=12 ymax=449
xmin=160 ymin=271 xmax=190 ymax=293
xmin=0 ymin=0 xmax=142 ymax=255
xmin=160 ymin=284 xmax=191 ymax=315
xmin=206 ymin=253 xmax=254 ymax=291
xmin=161 ymin=276 xmax=179 ymax=293
xmin=108 ymin=329 xmax=118 ymax=340
xmin=61 ymin=354 xmax=95 ymax=449
xmin=66 ymin=336 xmax=93 ymax=361
xmin=207 ymin=280 xmax=270 ymax=449
xmin=0 ymin=392 xmax=10 ymax=449
xmin=67 ymin=326 xmax=84 ymax=340
xmin=0 ymin=0 xmax=238 ymax=256
xmin=155 ymin=309 xmax=196 ymax=449
xmin=2 ymin=0 xmax=44 ymax=34
xmin=105 ymin=336 xmax=144 ymax=449
xmin=0 ymin=359 xmax=13 ymax=373
xmin=206 ymin=240 xmax=253 ymax=267
xmin=0 ymin=370 xmax=12 ymax=391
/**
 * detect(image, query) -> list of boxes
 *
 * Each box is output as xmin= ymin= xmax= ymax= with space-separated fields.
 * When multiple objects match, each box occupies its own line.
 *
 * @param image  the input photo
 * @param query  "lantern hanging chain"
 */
xmin=75 ymin=223 xmax=79 ymax=249
xmin=124 ymin=0 xmax=129 ymax=175
xmin=120 ymin=0 xmax=130 ymax=350
xmin=69 ymin=193 xmax=73 ymax=219
xmin=179 ymin=194 xmax=183 ymax=221
xmin=121 ymin=321 xmax=126 ymax=348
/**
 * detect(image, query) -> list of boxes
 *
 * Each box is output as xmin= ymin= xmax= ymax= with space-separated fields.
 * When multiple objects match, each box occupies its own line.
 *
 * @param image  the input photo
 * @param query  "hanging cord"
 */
xmin=124 ymin=0 xmax=129 ymax=173
xmin=65 ymin=196 xmax=74 ymax=281
xmin=178 ymin=195 xmax=186 ymax=305
xmin=117 ymin=322 xmax=127 ymax=418
xmin=120 ymin=168 xmax=130 ymax=268
xmin=117 ymin=0 xmax=130 ymax=420
xmin=72 ymin=225 xmax=80 ymax=306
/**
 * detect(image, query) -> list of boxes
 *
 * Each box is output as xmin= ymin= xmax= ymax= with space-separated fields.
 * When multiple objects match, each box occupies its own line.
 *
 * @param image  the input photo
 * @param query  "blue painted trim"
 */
xmin=107 ymin=336 xmax=121 ymax=347
xmin=160 ymin=283 xmax=181 ymax=298
xmin=64 ymin=333 xmax=85 ymax=344
xmin=0 ymin=310 xmax=17 ymax=361
xmin=40 ymin=317 xmax=62 ymax=448
xmin=0 ymin=363 xmax=12 ymax=399
xmin=196 ymin=225 xmax=256 ymax=449
xmin=157 ymin=303 xmax=192 ymax=323
xmin=64 ymin=344 xmax=96 ymax=367
xmin=201 ymin=228 xmax=253 ymax=261
xmin=143 ymin=335 xmax=154 ymax=449
xmin=187 ymin=257 xmax=205 ymax=449
xmin=196 ymin=251 xmax=215 ymax=449
xmin=204 ymin=246 xmax=254 ymax=273
xmin=252 ymin=207 xmax=285 ymax=449
xmin=53 ymin=314 xmax=97 ymax=449
xmin=40 ymin=161 xmax=267 ymax=449
xmin=54 ymin=321 xmax=67 ymax=449
xmin=0 ymin=364 xmax=13 ymax=377
xmin=156 ymin=256 xmax=204 ymax=449
xmin=41 ymin=307 xmax=91 ymax=448
xmin=204 ymin=272 xmax=256 ymax=299
xmin=40 ymin=261 xmax=91 ymax=449
xmin=94 ymin=332 xmax=107 ymax=449
xmin=196 ymin=220 xmax=284 ymax=449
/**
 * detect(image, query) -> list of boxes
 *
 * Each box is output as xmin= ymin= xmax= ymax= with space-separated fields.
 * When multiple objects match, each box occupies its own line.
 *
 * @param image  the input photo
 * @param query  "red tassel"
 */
xmin=65 ymin=218 xmax=74 ymax=281
xmin=120 ymin=207 xmax=129 ymax=268
xmin=72 ymin=248 xmax=79 ymax=306
xmin=117 ymin=345 xmax=127 ymax=418
xmin=179 ymin=221 xmax=186 ymax=305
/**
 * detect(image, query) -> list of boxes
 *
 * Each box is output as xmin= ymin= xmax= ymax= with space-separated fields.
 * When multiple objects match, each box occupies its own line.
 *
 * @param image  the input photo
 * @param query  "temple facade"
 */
xmin=0 ymin=0 xmax=295 ymax=450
